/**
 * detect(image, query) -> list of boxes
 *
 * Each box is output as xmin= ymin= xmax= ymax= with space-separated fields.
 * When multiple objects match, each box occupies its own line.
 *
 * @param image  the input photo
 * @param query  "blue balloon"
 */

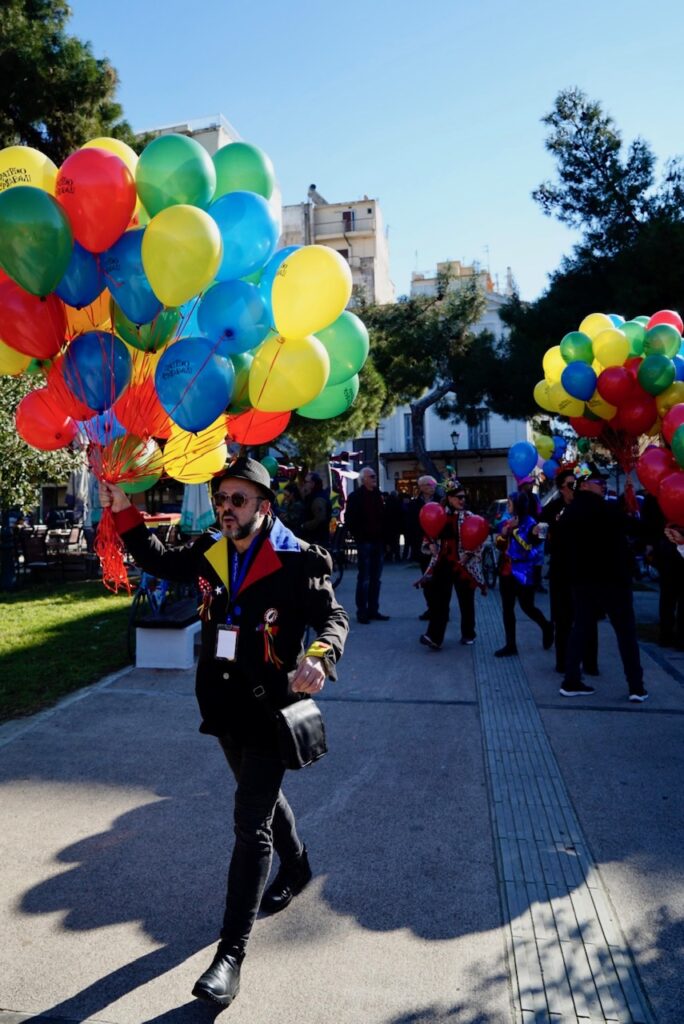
xmin=63 ymin=331 xmax=131 ymax=413
xmin=77 ymin=410 xmax=126 ymax=445
xmin=209 ymin=191 xmax=279 ymax=281
xmin=198 ymin=280 xmax=270 ymax=356
xmin=258 ymin=245 xmax=301 ymax=320
xmin=561 ymin=362 xmax=597 ymax=401
xmin=508 ymin=441 xmax=538 ymax=479
xmin=102 ymin=229 xmax=162 ymax=325
xmin=155 ymin=337 xmax=235 ymax=432
xmin=608 ymin=313 xmax=625 ymax=327
xmin=178 ymin=298 xmax=203 ymax=337
xmin=55 ymin=241 xmax=105 ymax=308
xmin=543 ymin=459 xmax=560 ymax=479
xmin=673 ymin=355 xmax=684 ymax=382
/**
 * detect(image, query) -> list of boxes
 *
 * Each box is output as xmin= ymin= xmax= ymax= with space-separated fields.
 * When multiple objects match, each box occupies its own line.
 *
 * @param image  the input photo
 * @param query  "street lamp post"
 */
xmin=450 ymin=430 xmax=460 ymax=477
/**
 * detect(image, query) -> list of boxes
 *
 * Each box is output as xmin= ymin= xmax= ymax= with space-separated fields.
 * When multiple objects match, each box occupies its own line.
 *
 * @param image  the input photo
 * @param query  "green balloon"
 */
xmin=643 ymin=323 xmax=681 ymax=358
xmin=672 ymin=424 xmax=684 ymax=469
xmin=0 ymin=185 xmax=73 ymax=297
xmin=633 ymin=315 xmax=650 ymax=326
xmin=213 ymin=142 xmax=275 ymax=201
xmin=261 ymin=455 xmax=279 ymax=477
xmin=112 ymin=300 xmax=180 ymax=352
xmin=111 ymin=436 xmax=163 ymax=492
xmin=136 ymin=134 xmax=216 ymax=217
xmin=227 ymin=352 xmax=253 ymax=413
xmin=621 ymin=320 xmax=646 ymax=356
xmin=577 ymin=437 xmax=591 ymax=454
xmin=560 ymin=330 xmax=593 ymax=364
xmin=297 ymin=374 xmax=360 ymax=419
xmin=314 ymin=312 xmax=369 ymax=386
xmin=637 ymin=353 xmax=676 ymax=395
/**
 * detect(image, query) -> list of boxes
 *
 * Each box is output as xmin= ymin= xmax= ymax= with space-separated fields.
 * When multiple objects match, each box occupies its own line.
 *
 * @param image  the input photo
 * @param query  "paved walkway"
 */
xmin=0 ymin=563 xmax=682 ymax=1023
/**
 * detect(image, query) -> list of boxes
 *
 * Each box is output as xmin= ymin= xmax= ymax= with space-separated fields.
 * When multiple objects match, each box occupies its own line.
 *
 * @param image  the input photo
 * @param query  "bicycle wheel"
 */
xmin=482 ymin=546 xmax=497 ymax=590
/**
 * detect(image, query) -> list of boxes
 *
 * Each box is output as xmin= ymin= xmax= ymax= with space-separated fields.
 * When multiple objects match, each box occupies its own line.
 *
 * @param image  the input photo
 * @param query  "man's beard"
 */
xmin=222 ymin=511 xmax=261 ymax=540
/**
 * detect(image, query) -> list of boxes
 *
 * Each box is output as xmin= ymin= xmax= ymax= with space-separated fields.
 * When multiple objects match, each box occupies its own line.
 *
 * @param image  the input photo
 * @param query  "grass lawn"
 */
xmin=0 ymin=579 xmax=133 ymax=723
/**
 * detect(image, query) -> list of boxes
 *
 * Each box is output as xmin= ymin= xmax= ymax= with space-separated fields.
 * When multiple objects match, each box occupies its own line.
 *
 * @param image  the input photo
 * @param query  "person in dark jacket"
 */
xmin=542 ymin=469 xmax=598 ymax=676
xmin=557 ymin=469 xmax=647 ymax=701
xmin=100 ymin=458 xmax=349 ymax=1008
xmin=345 ymin=466 xmax=389 ymax=623
xmin=299 ymin=472 xmax=331 ymax=548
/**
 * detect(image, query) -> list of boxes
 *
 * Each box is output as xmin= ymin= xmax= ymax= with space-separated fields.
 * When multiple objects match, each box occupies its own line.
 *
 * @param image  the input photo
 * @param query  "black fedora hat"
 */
xmin=217 ymin=457 xmax=276 ymax=503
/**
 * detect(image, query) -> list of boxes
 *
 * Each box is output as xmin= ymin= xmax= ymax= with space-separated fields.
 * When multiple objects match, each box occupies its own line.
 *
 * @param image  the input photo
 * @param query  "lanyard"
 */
xmin=226 ymin=533 xmax=261 ymax=622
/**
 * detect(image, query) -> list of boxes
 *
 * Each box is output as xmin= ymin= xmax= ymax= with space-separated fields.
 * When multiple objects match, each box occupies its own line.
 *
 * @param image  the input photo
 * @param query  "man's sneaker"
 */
xmin=461 ymin=637 xmax=475 ymax=646
xmin=419 ymin=634 xmax=441 ymax=651
xmin=629 ymin=689 xmax=649 ymax=703
xmin=559 ymin=682 xmax=596 ymax=697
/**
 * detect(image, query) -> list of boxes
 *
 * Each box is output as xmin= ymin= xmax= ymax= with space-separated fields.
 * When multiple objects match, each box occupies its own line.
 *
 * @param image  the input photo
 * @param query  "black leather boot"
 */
xmin=192 ymin=941 xmax=242 ymax=1006
xmin=260 ymin=846 xmax=312 ymax=914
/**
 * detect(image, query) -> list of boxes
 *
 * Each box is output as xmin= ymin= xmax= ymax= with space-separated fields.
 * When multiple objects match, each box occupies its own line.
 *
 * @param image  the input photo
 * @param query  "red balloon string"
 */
xmin=94 ymin=507 xmax=131 ymax=594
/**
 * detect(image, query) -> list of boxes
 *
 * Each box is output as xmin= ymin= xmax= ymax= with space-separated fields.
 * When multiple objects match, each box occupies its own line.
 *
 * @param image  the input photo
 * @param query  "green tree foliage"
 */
xmin=492 ymin=88 xmax=684 ymax=419
xmin=359 ymin=278 xmax=494 ymax=476
xmin=0 ymin=0 xmax=138 ymax=164
xmin=280 ymin=358 xmax=387 ymax=467
xmin=0 ymin=375 xmax=79 ymax=511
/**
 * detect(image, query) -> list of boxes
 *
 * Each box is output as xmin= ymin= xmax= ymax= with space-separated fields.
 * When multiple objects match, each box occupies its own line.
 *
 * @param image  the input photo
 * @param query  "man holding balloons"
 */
xmin=99 ymin=458 xmax=349 ymax=1008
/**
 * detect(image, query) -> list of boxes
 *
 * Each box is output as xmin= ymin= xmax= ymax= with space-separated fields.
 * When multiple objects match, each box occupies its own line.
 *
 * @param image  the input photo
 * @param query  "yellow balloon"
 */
xmin=0 ymin=145 xmax=58 ymax=194
xmin=534 ymin=435 xmax=554 ymax=459
xmin=592 ymin=328 xmax=628 ymax=368
xmin=586 ymin=390 xmax=617 ymax=421
xmin=125 ymin=341 xmax=173 ymax=385
xmin=0 ymin=338 xmax=31 ymax=375
xmin=548 ymin=382 xmax=584 ymax=417
xmin=579 ymin=312 xmax=614 ymax=340
xmin=82 ymin=136 xmax=141 ymax=214
xmin=591 ymin=359 xmax=604 ymax=375
xmin=542 ymin=346 xmax=566 ymax=383
xmin=249 ymin=335 xmax=330 ymax=411
xmin=142 ymin=205 xmax=223 ymax=307
xmin=656 ymin=381 xmax=684 ymax=418
xmin=271 ymin=245 xmax=352 ymax=338
xmin=64 ymin=289 xmax=112 ymax=338
xmin=533 ymin=379 xmax=555 ymax=412
xmin=646 ymin=417 xmax=662 ymax=438
xmin=163 ymin=429 xmax=228 ymax=484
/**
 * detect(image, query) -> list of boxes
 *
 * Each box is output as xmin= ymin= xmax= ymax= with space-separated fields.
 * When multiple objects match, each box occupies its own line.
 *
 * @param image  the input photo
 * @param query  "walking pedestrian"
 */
xmin=418 ymin=480 xmax=487 ymax=651
xmin=409 ymin=475 xmax=444 ymax=619
xmin=100 ymin=458 xmax=349 ymax=1008
xmin=300 ymin=472 xmax=332 ymax=548
xmin=494 ymin=492 xmax=554 ymax=658
xmin=558 ymin=468 xmax=648 ymax=701
xmin=345 ymin=466 xmax=390 ymax=624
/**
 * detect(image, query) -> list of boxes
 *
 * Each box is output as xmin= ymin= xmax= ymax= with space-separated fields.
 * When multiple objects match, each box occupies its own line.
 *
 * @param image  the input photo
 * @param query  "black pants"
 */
xmin=426 ymin=572 xmax=475 ymax=645
xmin=550 ymin=573 xmax=598 ymax=672
xmin=356 ymin=541 xmax=384 ymax=616
xmin=218 ymin=735 xmax=303 ymax=957
xmin=499 ymin=574 xmax=550 ymax=649
xmin=564 ymin=584 xmax=643 ymax=693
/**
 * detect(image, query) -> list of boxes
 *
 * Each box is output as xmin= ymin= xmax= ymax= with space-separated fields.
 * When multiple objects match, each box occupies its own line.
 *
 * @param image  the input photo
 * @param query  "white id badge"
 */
xmin=216 ymin=625 xmax=239 ymax=661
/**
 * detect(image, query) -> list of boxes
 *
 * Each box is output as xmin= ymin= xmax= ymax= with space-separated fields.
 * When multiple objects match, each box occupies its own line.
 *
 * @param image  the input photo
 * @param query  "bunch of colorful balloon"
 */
xmin=534 ymin=309 xmax=684 ymax=521
xmin=507 ymin=434 xmax=568 ymax=484
xmin=0 ymin=136 xmax=370 ymax=586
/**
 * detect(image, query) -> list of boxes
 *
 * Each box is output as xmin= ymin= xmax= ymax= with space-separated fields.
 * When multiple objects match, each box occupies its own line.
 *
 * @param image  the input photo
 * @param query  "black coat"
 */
xmin=554 ymin=490 xmax=633 ymax=587
xmin=121 ymin=513 xmax=349 ymax=745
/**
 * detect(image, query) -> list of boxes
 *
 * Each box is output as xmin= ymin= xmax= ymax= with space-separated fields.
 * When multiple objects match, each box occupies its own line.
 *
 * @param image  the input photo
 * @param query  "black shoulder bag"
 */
xmin=252 ymin=686 xmax=328 ymax=770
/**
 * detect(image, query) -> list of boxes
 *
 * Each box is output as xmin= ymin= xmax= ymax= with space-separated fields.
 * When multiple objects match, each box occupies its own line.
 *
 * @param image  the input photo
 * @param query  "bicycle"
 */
xmin=481 ymin=536 xmax=498 ymax=590
xmin=126 ymin=572 xmax=172 ymax=659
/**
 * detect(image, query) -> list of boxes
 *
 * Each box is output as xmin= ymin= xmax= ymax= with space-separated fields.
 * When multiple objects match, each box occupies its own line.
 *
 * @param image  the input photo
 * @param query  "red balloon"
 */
xmin=647 ymin=309 xmax=684 ymax=335
xmin=662 ymin=403 xmax=684 ymax=445
xmin=569 ymin=415 xmax=604 ymax=438
xmin=114 ymin=379 xmax=172 ymax=439
xmin=460 ymin=514 xmax=489 ymax=551
xmin=597 ymin=366 xmax=637 ymax=406
xmin=624 ymin=356 xmax=643 ymax=378
xmin=636 ymin=446 xmax=677 ymax=495
xmin=227 ymin=409 xmax=291 ymax=445
xmin=616 ymin=394 xmax=658 ymax=435
xmin=0 ymin=279 xmax=65 ymax=358
xmin=658 ymin=471 xmax=684 ymax=525
xmin=419 ymin=501 xmax=447 ymax=540
xmin=56 ymin=149 xmax=136 ymax=253
xmin=46 ymin=355 xmax=96 ymax=420
xmin=16 ymin=387 xmax=77 ymax=450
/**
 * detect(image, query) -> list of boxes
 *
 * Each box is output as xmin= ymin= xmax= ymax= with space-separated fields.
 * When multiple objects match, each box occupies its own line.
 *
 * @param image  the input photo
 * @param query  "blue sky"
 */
xmin=70 ymin=0 xmax=684 ymax=302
